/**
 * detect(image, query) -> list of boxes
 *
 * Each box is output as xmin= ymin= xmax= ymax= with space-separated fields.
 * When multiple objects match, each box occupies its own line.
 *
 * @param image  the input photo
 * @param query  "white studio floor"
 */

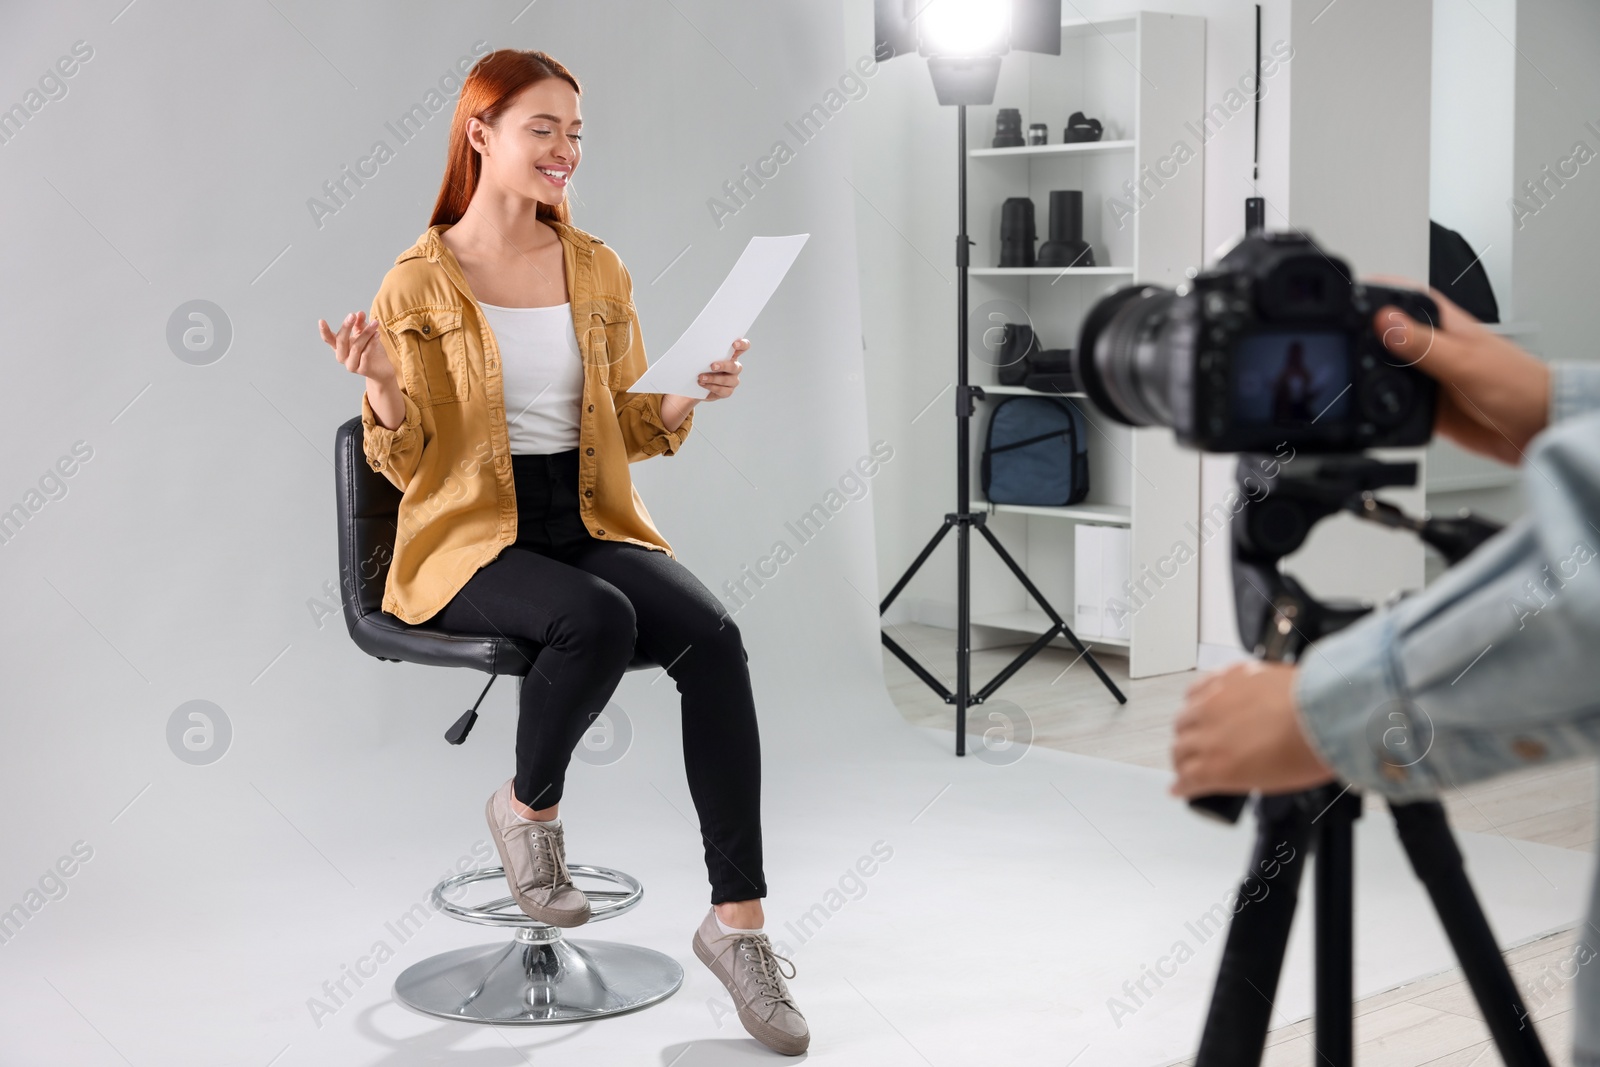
xmin=3 ymin=664 xmax=1592 ymax=1067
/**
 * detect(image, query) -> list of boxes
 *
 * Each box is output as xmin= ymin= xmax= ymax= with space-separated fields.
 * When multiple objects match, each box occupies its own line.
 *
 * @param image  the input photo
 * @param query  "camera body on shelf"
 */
xmin=1073 ymin=231 xmax=1439 ymax=454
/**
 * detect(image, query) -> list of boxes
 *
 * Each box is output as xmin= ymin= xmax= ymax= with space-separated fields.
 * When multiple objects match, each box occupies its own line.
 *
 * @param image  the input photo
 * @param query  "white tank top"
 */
xmin=480 ymin=300 xmax=584 ymax=454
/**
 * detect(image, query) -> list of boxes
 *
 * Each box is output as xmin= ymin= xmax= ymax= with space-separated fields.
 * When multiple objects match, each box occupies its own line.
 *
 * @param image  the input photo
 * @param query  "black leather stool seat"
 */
xmin=333 ymin=416 xmax=655 ymax=712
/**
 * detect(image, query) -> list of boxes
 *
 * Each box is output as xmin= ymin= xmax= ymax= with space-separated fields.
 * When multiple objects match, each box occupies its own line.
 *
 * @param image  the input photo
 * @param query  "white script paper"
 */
xmin=629 ymin=234 xmax=809 ymax=397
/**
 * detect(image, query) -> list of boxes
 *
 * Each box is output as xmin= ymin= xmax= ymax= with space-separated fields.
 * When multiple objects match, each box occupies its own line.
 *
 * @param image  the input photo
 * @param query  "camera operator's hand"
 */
xmin=1169 ymin=661 xmax=1336 ymax=798
xmin=1370 ymin=281 xmax=1549 ymax=465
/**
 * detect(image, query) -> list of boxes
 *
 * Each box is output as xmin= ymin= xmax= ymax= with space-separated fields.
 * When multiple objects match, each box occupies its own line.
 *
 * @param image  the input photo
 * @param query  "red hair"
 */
xmin=429 ymin=49 xmax=582 ymax=228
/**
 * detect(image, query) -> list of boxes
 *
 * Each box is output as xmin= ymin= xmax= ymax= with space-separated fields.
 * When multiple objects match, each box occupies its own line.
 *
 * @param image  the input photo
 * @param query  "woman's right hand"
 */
xmin=319 ymin=311 xmax=394 ymax=385
xmin=321 ymin=311 xmax=408 ymax=431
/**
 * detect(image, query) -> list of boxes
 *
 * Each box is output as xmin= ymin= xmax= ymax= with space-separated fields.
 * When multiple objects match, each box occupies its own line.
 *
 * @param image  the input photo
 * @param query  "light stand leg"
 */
xmin=880 ymin=520 xmax=959 ymax=703
xmin=973 ymin=522 xmax=1126 ymax=703
xmin=955 ymin=103 xmax=972 ymax=757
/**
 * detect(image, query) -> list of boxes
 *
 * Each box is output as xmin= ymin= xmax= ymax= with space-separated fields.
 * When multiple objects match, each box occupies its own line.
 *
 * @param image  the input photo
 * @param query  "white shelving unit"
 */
xmin=969 ymin=139 xmax=1136 ymax=159
xmin=963 ymin=10 xmax=1206 ymax=679
xmin=1063 ymin=14 xmax=1139 ymax=36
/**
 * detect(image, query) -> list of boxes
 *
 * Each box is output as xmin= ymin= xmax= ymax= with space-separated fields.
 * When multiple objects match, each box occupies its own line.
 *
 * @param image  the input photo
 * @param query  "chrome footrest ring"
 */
xmin=432 ymin=864 xmax=644 ymax=928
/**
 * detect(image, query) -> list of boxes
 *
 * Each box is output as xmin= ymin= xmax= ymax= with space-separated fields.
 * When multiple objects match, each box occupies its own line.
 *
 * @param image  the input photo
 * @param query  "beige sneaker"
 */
xmin=692 ymin=908 xmax=810 ymax=1055
xmin=484 ymin=779 xmax=590 ymax=927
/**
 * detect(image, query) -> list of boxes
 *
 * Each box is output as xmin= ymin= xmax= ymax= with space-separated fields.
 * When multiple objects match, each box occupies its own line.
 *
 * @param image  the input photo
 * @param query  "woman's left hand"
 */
xmin=698 ymin=339 xmax=747 ymax=401
xmin=1169 ymin=661 xmax=1338 ymax=798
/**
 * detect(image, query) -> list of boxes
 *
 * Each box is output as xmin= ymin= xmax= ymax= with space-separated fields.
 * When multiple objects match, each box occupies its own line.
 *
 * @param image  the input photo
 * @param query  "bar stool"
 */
xmin=333 ymin=416 xmax=683 ymax=1023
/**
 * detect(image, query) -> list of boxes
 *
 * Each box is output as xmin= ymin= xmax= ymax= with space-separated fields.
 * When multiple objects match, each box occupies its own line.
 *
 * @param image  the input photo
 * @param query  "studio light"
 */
xmin=871 ymin=0 xmax=1128 ymax=757
xmin=876 ymin=0 xmax=1062 ymax=105
xmin=918 ymin=0 xmax=1012 ymax=59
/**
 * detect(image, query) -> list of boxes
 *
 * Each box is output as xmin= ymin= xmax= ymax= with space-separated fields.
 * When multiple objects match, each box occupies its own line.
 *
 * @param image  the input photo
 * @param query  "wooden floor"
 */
xmin=881 ymin=621 xmax=1596 ymax=1066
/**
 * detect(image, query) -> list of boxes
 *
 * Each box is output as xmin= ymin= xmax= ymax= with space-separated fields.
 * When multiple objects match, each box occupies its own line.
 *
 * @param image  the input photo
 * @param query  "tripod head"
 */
xmin=1191 ymin=453 xmax=1503 ymax=823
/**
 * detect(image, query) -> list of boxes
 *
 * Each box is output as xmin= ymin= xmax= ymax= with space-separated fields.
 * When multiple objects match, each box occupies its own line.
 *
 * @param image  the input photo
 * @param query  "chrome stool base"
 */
xmin=394 ymin=864 xmax=682 ymax=1025
xmin=395 ymin=934 xmax=683 ymax=1024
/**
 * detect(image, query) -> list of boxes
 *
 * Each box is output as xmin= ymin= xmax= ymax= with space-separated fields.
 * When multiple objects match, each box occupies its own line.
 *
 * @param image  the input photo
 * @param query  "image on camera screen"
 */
xmin=1231 ymin=330 xmax=1351 ymax=427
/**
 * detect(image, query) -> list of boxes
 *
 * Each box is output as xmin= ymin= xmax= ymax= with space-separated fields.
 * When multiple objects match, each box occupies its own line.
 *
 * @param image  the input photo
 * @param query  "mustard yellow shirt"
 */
xmin=360 ymin=220 xmax=693 ymax=624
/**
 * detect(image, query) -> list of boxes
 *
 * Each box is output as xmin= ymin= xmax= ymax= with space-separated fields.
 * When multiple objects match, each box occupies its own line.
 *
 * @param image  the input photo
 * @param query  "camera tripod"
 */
xmin=1190 ymin=455 xmax=1550 ymax=1067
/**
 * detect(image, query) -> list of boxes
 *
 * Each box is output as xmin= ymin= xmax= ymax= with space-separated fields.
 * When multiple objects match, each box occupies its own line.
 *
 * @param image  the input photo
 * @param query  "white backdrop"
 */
xmin=0 ymin=2 xmax=895 ymax=830
xmin=0 ymin=0 xmax=904 ymax=1054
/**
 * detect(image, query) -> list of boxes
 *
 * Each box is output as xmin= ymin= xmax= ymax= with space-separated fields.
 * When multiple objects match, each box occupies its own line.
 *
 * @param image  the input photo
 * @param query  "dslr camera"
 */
xmin=1073 ymin=231 xmax=1438 ymax=453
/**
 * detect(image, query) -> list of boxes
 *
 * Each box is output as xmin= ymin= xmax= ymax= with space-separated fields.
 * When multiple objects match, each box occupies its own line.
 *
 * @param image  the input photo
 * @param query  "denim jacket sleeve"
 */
xmin=609 ymin=262 xmax=694 ymax=463
xmin=1551 ymin=359 xmax=1600 ymax=425
xmin=1293 ymin=360 xmax=1600 ymax=801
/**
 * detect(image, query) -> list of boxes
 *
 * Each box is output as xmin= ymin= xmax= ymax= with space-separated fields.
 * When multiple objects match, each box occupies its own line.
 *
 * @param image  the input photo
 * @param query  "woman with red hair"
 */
xmin=319 ymin=49 xmax=807 ymax=1055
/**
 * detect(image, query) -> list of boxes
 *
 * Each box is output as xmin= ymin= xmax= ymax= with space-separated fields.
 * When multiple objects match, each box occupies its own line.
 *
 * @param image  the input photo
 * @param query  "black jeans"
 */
xmin=434 ymin=448 xmax=765 ymax=904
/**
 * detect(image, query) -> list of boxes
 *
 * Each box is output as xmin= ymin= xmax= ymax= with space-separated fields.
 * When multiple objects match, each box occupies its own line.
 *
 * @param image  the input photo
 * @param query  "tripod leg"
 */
xmin=1314 ymin=790 xmax=1361 ymax=1066
xmin=1389 ymin=800 xmax=1552 ymax=1067
xmin=1194 ymin=794 xmax=1316 ymax=1067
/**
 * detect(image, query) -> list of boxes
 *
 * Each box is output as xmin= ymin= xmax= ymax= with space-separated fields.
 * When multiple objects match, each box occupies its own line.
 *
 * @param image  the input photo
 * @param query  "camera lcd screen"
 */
xmin=1231 ymin=331 xmax=1351 ymax=427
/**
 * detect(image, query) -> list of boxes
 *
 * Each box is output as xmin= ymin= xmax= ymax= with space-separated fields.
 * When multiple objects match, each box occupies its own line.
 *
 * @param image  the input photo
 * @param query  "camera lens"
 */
xmin=1074 ymin=285 xmax=1181 ymax=428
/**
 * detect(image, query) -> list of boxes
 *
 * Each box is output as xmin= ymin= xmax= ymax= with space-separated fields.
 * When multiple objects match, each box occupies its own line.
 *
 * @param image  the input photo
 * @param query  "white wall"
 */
xmin=1423 ymin=0 xmax=1522 ymax=501
xmin=1511 ymin=0 xmax=1600 ymax=365
xmin=1254 ymin=0 xmax=1435 ymax=621
xmin=1193 ymin=0 xmax=1435 ymax=658
xmin=1424 ymin=0 xmax=1600 ymax=522
xmin=1432 ymin=0 xmax=1517 ymax=320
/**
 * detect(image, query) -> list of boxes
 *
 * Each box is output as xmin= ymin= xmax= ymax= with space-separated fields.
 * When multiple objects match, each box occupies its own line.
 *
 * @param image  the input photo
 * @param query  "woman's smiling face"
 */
xmin=472 ymin=78 xmax=582 ymax=208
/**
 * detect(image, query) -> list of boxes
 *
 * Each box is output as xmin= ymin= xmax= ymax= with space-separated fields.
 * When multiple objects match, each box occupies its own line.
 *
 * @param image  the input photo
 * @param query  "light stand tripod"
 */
xmin=878 ymin=105 xmax=1127 ymax=757
xmin=1189 ymin=455 xmax=1548 ymax=1066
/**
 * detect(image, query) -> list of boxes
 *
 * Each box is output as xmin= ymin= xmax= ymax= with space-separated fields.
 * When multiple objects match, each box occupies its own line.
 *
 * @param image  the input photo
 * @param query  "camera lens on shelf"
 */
xmin=1037 ymin=190 xmax=1095 ymax=268
xmin=993 ymin=108 xmax=1025 ymax=148
xmin=999 ymin=197 xmax=1037 ymax=268
xmin=1063 ymin=111 xmax=1104 ymax=143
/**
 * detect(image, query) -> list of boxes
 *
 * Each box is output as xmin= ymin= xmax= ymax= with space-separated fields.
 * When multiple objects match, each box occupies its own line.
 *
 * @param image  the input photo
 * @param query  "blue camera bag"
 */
xmin=981 ymin=396 xmax=1090 ymax=506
